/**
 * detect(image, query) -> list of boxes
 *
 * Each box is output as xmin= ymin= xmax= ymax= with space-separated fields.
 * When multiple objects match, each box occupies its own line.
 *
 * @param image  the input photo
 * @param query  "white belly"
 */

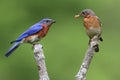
xmin=28 ymin=35 xmax=40 ymax=42
xmin=86 ymin=27 xmax=101 ymax=38
xmin=21 ymin=35 xmax=41 ymax=44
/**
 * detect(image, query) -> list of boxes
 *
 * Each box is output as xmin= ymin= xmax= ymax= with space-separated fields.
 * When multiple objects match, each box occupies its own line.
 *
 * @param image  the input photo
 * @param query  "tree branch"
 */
xmin=33 ymin=44 xmax=50 ymax=80
xmin=75 ymin=36 xmax=99 ymax=80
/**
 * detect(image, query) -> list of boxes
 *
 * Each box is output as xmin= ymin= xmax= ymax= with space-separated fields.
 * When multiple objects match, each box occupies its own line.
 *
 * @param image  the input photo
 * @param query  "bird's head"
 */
xmin=74 ymin=9 xmax=96 ymax=18
xmin=39 ymin=18 xmax=56 ymax=27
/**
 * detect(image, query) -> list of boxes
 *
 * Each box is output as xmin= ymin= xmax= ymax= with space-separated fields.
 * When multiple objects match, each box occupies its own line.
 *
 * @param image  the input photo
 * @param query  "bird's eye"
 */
xmin=46 ymin=20 xmax=50 ymax=23
xmin=82 ymin=12 xmax=85 ymax=14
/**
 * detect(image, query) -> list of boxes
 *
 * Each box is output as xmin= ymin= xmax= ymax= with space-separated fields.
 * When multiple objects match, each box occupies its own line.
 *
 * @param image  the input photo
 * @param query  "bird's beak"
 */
xmin=52 ymin=20 xmax=56 ymax=23
xmin=74 ymin=13 xmax=82 ymax=19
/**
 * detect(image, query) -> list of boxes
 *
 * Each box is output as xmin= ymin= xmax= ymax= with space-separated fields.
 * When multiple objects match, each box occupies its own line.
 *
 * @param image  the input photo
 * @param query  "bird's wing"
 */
xmin=96 ymin=16 xmax=102 ymax=27
xmin=16 ymin=23 xmax=43 ymax=41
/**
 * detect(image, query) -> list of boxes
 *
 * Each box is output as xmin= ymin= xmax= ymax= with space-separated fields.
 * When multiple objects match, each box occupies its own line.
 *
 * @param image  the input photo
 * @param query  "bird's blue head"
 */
xmin=80 ymin=9 xmax=96 ymax=18
xmin=39 ymin=18 xmax=56 ymax=27
xmin=74 ymin=9 xmax=96 ymax=18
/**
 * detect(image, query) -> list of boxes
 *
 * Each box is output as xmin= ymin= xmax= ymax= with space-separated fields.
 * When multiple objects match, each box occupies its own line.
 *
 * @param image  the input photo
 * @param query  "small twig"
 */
xmin=75 ymin=36 xmax=99 ymax=80
xmin=33 ymin=44 xmax=50 ymax=80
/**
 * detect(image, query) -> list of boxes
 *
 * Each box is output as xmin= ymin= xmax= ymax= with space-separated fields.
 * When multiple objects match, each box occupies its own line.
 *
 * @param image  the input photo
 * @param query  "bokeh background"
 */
xmin=0 ymin=0 xmax=120 ymax=80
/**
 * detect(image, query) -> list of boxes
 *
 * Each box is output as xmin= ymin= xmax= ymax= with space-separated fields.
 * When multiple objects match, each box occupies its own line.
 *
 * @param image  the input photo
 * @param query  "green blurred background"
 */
xmin=0 ymin=0 xmax=120 ymax=80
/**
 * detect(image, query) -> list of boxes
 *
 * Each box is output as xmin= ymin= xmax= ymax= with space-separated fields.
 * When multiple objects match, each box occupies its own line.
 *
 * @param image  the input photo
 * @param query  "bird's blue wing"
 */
xmin=16 ymin=23 xmax=43 ymax=41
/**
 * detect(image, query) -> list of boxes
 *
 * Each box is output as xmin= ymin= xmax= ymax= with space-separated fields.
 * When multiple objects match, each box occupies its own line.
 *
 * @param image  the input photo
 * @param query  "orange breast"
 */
xmin=36 ymin=25 xmax=49 ymax=38
xmin=83 ymin=16 xmax=100 ymax=29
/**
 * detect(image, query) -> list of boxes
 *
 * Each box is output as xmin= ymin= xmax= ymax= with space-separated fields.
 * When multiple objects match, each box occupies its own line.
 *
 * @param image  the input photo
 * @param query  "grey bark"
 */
xmin=33 ymin=44 xmax=50 ymax=80
xmin=75 ymin=36 xmax=99 ymax=80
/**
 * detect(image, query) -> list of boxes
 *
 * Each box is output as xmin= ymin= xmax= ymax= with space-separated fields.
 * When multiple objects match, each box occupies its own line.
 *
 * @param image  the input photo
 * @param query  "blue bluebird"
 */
xmin=5 ymin=18 xmax=56 ymax=57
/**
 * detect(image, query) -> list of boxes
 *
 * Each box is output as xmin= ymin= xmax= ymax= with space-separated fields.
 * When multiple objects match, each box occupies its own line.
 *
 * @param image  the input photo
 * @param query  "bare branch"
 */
xmin=75 ymin=36 xmax=99 ymax=80
xmin=33 ymin=44 xmax=50 ymax=80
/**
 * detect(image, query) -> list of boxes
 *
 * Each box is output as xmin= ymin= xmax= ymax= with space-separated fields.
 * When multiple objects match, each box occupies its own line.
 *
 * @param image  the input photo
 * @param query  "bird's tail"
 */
xmin=5 ymin=42 xmax=20 ymax=57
